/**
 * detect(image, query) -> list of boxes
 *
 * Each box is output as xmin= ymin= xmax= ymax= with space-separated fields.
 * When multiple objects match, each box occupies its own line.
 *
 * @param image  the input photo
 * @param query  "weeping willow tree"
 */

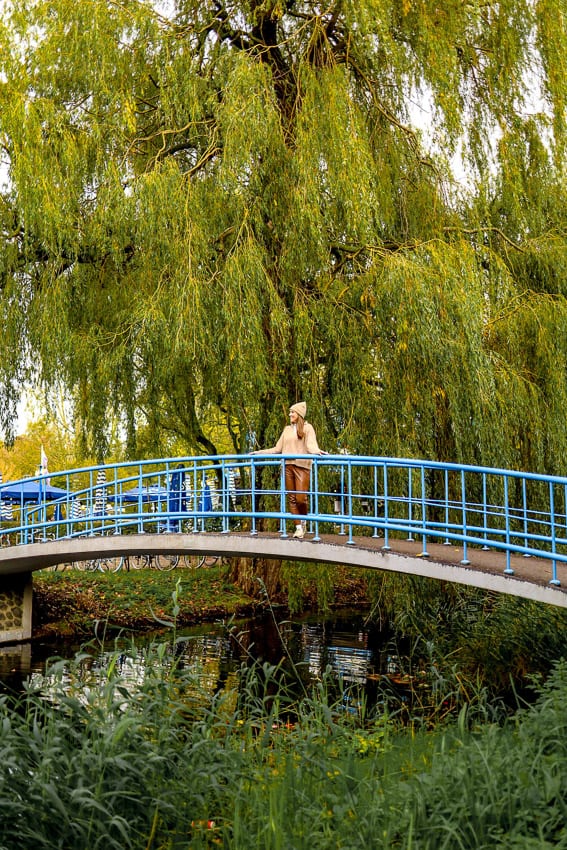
xmin=0 ymin=0 xmax=566 ymax=476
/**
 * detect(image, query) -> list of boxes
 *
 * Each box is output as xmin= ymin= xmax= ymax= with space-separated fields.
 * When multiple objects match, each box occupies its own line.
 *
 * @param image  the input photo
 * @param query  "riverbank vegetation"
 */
xmin=32 ymin=562 xmax=370 ymax=637
xmin=32 ymin=563 xmax=260 ymax=638
xmin=370 ymin=572 xmax=567 ymax=700
xmin=1 ymin=634 xmax=567 ymax=849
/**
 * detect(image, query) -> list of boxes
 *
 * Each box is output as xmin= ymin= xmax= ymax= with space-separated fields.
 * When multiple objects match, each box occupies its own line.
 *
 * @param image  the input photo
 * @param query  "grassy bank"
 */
xmin=32 ymin=564 xmax=371 ymax=639
xmin=32 ymin=565 xmax=259 ymax=638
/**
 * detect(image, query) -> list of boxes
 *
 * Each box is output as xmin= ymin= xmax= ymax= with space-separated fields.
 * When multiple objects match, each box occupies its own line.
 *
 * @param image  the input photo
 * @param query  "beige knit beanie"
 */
xmin=289 ymin=401 xmax=307 ymax=419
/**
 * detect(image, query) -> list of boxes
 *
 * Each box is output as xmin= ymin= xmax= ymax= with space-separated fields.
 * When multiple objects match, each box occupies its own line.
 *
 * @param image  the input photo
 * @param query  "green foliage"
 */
xmin=280 ymin=558 xmax=335 ymax=614
xmin=0 ymin=417 xmax=74 ymax=480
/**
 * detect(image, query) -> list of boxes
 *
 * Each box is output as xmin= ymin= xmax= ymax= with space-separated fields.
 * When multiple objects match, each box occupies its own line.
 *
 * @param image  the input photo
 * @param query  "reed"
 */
xmin=0 ymin=644 xmax=566 ymax=849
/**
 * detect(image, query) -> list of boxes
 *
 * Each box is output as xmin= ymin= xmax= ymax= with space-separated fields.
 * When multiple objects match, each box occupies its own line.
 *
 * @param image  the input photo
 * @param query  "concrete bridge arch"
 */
xmin=1 ymin=528 xmax=565 ymax=645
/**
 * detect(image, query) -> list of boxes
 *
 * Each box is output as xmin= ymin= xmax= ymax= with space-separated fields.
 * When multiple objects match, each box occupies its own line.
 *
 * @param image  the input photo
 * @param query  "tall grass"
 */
xmin=0 ymin=643 xmax=566 ymax=849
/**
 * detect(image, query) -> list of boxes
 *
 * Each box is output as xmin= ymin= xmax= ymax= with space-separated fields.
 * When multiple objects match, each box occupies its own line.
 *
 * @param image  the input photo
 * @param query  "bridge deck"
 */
xmin=252 ymin=531 xmax=567 ymax=605
xmin=330 ymin=533 xmax=564 ymax=590
xmin=1 ymin=528 xmax=563 ymax=607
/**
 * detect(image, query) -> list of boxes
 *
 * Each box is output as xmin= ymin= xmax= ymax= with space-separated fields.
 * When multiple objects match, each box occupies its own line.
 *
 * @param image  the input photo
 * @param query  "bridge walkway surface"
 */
xmin=235 ymin=530 xmax=567 ymax=607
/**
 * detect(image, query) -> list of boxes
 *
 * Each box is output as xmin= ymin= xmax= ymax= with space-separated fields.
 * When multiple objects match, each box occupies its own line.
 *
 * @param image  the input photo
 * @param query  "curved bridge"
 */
xmin=1 ymin=453 xmax=567 ymax=642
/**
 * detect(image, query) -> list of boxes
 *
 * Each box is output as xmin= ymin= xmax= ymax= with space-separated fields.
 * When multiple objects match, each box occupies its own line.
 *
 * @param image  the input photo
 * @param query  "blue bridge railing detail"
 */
xmin=0 ymin=454 xmax=566 ymax=586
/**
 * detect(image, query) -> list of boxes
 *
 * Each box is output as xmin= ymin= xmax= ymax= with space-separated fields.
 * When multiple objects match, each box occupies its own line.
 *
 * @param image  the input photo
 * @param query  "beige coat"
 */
xmin=253 ymin=423 xmax=321 ymax=470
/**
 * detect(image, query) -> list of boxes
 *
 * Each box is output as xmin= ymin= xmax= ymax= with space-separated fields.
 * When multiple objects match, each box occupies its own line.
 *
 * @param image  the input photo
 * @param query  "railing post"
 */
xmin=346 ymin=459 xmax=355 ymax=544
xmin=549 ymin=481 xmax=561 ymax=585
xmin=372 ymin=464 xmax=380 ymax=539
xmin=503 ymin=475 xmax=514 ymax=575
xmin=338 ymin=463 xmax=346 ymax=536
xmin=137 ymin=463 xmax=145 ymax=534
xmin=419 ymin=465 xmax=429 ymax=557
xmin=443 ymin=468 xmax=451 ymax=545
xmin=111 ymin=464 xmax=121 ymax=536
xmin=312 ymin=459 xmax=321 ymax=542
xmin=407 ymin=467 xmax=414 ymax=541
xmin=482 ymin=472 xmax=490 ymax=550
xmin=250 ymin=459 xmax=258 ymax=536
xmin=460 ymin=469 xmax=470 ymax=565
xmin=522 ymin=477 xmax=531 ymax=557
xmin=220 ymin=459 xmax=229 ymax=534
xmin=382 ymin=462 xmax=390 ymax=551
xmin=189 ymin=461 xmax=198 ymax=533
xmin=279 ymin=459 xmax=288 ymax=538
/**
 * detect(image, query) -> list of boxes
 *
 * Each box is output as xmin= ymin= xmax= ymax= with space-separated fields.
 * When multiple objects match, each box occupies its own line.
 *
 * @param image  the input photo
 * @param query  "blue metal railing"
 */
xmin=0 ymin=454 xmax=566 ymax=586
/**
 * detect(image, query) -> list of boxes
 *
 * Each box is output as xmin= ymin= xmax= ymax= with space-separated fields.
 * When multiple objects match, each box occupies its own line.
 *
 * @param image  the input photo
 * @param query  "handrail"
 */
xmin=0 ymin=454 xmax=566 ymax=586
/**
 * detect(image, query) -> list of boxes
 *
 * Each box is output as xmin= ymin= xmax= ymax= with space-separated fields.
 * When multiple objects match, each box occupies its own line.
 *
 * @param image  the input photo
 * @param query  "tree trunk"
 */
xmin=229 ymin=557 xmax=287 ymax=603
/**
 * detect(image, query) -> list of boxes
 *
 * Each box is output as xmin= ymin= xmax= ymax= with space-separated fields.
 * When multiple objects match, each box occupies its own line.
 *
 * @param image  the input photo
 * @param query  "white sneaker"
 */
xmin=292 ymin=524 xmax=304 ymax=539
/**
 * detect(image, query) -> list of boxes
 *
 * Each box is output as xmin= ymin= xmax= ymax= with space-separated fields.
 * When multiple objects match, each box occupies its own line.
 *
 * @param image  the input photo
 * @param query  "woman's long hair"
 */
xmin=296 ymin=416 xmax=305 ymax=440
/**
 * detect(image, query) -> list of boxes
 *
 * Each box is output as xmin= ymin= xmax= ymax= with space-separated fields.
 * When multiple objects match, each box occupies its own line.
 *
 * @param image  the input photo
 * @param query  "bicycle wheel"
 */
xmin=98 ymin=556 xmax=123 ymax=573
xmin=199 ymin=555 xmax=220 ymax=568
xmin=155 ymin=554 xmax=179 ymax=571
xmin=49 ymin=561 xmax=69 ymax=571
xmin=181 ymin=554 xmax=203 ymax=569
xmin=134 ymin=554 xmax=151 ymax=569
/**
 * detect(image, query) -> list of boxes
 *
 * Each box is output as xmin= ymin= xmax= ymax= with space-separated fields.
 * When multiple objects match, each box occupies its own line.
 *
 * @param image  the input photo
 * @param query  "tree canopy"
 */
xmin=1 ymin=0 xmax=566 ymax=471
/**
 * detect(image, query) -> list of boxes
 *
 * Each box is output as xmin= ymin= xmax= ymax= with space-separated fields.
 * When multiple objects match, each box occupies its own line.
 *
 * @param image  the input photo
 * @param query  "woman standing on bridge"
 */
xmin=251 ymin=402 xmax=325 ymax=539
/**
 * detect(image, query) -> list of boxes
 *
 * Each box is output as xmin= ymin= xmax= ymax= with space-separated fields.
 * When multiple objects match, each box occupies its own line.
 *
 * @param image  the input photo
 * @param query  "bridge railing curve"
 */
xmin=0 ymin=454 xmax=566 ymax=586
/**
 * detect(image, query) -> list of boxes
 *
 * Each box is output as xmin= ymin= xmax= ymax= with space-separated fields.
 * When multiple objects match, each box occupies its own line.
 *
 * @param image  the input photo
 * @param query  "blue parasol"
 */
xmin=198 ymin=483 xmax=213 ymax=512
xmin=0 ymin=479 xmax=70 ymax=503
xmin=116 ymin=485 xmax=169 ymax=503
xmin=167 ymin=466 xmax=186 ymax=531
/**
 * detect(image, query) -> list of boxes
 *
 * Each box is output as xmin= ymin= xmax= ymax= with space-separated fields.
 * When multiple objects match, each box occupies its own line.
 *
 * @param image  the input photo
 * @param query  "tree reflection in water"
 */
xmin=0 ymin=612 xmax=408 ymax=711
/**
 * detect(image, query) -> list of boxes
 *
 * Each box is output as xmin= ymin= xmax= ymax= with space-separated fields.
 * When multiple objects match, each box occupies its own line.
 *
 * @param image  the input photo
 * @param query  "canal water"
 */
xmin=0 ymin=610 xmax=412 ymax=706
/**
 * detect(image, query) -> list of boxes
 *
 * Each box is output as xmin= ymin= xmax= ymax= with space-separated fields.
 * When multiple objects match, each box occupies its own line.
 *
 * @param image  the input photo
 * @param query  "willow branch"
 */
xmin=443 ymin=226 xmax=527 ymax=252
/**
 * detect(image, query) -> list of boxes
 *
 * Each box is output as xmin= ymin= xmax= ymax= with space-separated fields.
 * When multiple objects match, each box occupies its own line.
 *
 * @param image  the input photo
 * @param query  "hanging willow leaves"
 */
xmin=0 ymin=0 xmax=566 ymax=474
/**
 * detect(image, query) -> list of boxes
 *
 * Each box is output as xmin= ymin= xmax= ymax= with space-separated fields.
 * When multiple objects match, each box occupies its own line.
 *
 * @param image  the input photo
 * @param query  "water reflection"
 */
xmin=0 ymin=643 xmax=32 ymax=686
xmin=0 ymin=612 xmax=401 ymax=702
xmin=301 ymin=624 xmax=372 ymax=684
